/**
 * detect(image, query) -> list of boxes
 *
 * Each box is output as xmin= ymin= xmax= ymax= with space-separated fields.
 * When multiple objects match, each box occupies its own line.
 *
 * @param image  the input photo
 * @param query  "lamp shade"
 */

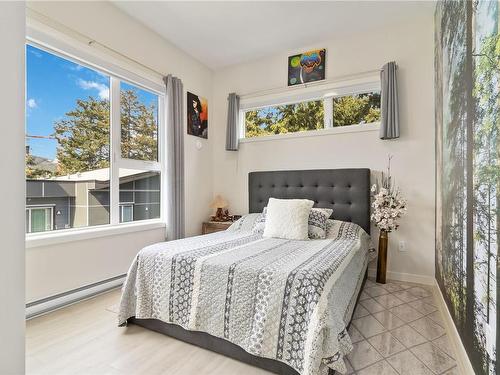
xmin=210 ymin=195 xmax=228 ymax=209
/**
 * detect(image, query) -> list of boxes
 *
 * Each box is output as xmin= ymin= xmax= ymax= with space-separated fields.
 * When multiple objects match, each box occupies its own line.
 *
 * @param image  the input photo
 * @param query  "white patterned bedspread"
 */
xmin=118 ymin=214 xmax=373 ymax=375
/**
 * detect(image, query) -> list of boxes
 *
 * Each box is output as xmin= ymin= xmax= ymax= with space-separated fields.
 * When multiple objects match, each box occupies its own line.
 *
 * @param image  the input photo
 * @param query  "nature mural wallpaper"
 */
xmin=435 ymin=1 xmax=499 ymax=374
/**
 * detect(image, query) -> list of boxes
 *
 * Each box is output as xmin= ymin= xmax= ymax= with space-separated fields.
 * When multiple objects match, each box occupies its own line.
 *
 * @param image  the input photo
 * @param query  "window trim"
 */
xmin=25 ymin=28 xmax=166 ymax=239
xmin=239 ymin=122 xmax=380 ymax=144
xmin=26 ymin=220 xmax=166 ymax=249
xmin=239 ymin=78 xmax=381 ymax=140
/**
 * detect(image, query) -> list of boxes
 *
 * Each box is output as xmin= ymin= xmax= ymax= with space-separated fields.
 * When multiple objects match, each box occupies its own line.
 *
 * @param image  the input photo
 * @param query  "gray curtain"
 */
xmin=379 ymin=61 xmax=400 ymax=139
xmin=164 ymin=75 xmax=185 ymax=240
xmin=225 ymin=93 xmax=240 ymax=151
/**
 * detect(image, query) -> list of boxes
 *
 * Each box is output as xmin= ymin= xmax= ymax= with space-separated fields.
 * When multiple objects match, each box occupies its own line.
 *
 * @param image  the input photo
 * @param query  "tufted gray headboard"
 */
xmin=248 ymin=168 xmax=371 ymax=234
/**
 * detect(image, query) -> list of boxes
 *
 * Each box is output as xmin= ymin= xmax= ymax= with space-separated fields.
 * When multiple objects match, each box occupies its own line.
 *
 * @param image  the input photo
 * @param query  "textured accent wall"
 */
xmin=435 ymin=1 xmax=498 ymax=374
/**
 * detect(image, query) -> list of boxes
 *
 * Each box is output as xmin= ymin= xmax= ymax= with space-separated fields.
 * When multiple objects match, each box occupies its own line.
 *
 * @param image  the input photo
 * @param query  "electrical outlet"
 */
xmin=398 ymin=240 xmax=406 ymax=252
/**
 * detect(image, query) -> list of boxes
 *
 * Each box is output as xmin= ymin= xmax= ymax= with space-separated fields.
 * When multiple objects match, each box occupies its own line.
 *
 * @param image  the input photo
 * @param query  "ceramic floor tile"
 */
xmin=356 ymin=360 xmax=399 ymax=375
xmin=348 ymin=325 xmax=364 ymax=344
xmin=420 ymin=296 xmax=438 ymax=307
xmin=353 ymin=304 xmax=370 ymax=319
xmin=408 ymin=300 xmax=438 ymax=315
xmin=409 ymin=317 xmax=446 ymax=341
xmin=373 ymin=294 xmax=405 ymax=309
xmin=359 ymin=291 xmax=371 ymax=301
xmin=360 ymin=298 xmax=385 ymax=314
xmin=346 ymin=340 xmax=383 ymax=371
xmin=365 ymin=279 xmax=377 ymax=288
xmin=390 ymin=304 xmax=424 ymax=323
xmin=365 ymin=285 xmax=389 ymax=297
xmin=442 ymin=366 xmax=461 ymax=375
xmin=410 ymin=342 xmax=456 ymax=374
xmin=368 ymin=332 xmax=405 ymax=357
xmin=392 ymin=282 xmax=413 ymax=290
xmin=352 ymin=315 xmax=387 ymax=338
xmin=392 ymin=290 xmax=421 ymax=303
xmin=345 ymin=358 xmax=355 ymax=374
xmin=381 ymin=282 xmax=404 ymax=293
xmin=432 ymin=334 xmax=455 ymax=359
xmin=372 ymin=310 xmax=406 ymax=330
xmin=407 ymin=286 xmax=432 ymax=298
xmin=390 ymin=325 xmax=428 ymax=348
xmin=426 ymin=310 xmax=445 ymax=328
xmin=387 ymin=350 xmax=433 ymax=375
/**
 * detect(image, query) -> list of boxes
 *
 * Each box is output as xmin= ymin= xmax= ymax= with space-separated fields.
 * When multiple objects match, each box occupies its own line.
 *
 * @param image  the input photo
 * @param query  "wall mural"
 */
xmin=435 ymin=1 xmax=498 ymax=374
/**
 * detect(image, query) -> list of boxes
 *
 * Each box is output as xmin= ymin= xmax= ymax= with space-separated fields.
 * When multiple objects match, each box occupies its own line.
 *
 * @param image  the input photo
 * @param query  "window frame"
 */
xmin=119 ymin=204 xmax=134 ymax=223
xmin=25 ymin=28 xmax=166 ymax=244
xmin=239 ymin=79 xmax=381 ymax=142
xmin=26 ymin=206 xmax=54 ymax=234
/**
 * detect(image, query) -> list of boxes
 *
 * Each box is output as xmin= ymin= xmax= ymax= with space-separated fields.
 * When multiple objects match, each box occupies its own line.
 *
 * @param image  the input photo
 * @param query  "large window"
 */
xmin=243 ymin=90 xmax=380 ymax=139
xmin=25 ymin=44 xmax=163 ymax=235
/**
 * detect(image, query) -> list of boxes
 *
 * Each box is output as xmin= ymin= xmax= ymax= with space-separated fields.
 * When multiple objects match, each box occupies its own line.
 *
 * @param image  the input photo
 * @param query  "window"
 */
xmin=26 ymin=207 xmax=53 ymax=233
xmin=118 ymin=169 xmax=160 ymax=223
xmin=331 ymin=92 xmax=381 ymax=127
xmin=119 ymin=205 xmax=134 ymax=223
xmin=243 ymin=89 xmax=381 ymax=139
xmin=120 ymin=82 xmax=158 ymax=161
xmin=26 ymin=43 xmax=164 ymax=235
xmin=245 ymin=99 xmax=324 ymax=138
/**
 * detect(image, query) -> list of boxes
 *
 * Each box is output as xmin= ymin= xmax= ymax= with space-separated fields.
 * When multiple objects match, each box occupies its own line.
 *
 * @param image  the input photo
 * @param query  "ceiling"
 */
xmin=113 ymin=1 xmax=435 ymax=70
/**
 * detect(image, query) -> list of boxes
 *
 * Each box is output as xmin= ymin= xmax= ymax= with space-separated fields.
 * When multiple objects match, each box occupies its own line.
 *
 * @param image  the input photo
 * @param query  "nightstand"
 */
xmin=202 ymin=221 xmax=233 ymax=235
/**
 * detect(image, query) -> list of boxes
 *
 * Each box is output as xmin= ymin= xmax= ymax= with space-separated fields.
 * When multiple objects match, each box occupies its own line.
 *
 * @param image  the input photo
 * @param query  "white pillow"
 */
xmin=263 ymin=198 xmax=314 ymax=240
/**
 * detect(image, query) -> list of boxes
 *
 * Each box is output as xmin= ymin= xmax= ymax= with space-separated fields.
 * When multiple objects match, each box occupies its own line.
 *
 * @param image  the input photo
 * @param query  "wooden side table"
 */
xmin=202 ymin=221 xmax=233 ymax=235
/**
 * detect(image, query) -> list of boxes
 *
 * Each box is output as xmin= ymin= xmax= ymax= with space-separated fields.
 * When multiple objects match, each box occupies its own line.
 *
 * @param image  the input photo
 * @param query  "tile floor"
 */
xmin=346 ymin=278 xmax=459 ymax=375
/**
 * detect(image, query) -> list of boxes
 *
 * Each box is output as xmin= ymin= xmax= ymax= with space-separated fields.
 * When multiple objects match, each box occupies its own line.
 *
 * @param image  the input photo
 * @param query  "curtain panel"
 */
xmin=380 ymin=61 xmax=400 ymax=140
xmin=225 ymin=93 xmax=240 ymax=151
xmin=164 ymin=75 xmax=185 ymax=240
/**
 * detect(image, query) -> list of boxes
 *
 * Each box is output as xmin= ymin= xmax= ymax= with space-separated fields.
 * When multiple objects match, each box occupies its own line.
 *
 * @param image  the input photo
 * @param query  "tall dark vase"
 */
xmin=376 ymin=230 xmax=388 ymax=284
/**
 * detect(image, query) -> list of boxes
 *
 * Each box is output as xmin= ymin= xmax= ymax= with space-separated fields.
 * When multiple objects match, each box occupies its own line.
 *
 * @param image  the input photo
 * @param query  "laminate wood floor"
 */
xmin=26 ymin=289 xmax=271 ymax=375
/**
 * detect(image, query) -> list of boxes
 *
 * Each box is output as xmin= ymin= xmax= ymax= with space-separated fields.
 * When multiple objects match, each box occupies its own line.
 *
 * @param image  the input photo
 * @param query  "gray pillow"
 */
xmin=252 ymin=207 xmax=333 ymax=239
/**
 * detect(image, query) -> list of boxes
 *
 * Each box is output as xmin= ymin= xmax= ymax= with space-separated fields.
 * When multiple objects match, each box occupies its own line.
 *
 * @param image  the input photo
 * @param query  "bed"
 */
xmin=118 ymin=168 xmax=373 ymax=375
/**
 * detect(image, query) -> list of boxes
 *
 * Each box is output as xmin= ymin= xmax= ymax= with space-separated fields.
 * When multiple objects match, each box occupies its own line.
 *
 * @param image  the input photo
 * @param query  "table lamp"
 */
xmin=210 ymin=195 xmax=228 ymax=221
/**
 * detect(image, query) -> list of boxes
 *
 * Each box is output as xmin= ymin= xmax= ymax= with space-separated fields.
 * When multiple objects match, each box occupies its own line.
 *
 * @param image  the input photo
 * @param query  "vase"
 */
xmin=376 ymin=230 xmax=388 ymax=284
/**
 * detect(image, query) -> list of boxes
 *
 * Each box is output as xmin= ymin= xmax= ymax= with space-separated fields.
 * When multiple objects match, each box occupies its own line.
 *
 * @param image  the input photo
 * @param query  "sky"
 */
xmin=26 ymin=44 xmax=158 ymax=160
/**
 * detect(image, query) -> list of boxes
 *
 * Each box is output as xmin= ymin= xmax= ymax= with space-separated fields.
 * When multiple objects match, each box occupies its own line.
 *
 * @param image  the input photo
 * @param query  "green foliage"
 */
xmin=120 ymin=90 xmax=158 ymax=161
xmin=52 ymin=90 xmax=157 ymax=176
xmin=245 ymin=93 xmax=380 ymax=138
xmin=25 ymin=154 xmax=54 ymax=179
xmin=54 ymin=97 xmax=110 ymax=175
xmin=333 ymin=93 xmax=380 ymax=126
xmin=245 ymin=100 xmax=324 ymax=138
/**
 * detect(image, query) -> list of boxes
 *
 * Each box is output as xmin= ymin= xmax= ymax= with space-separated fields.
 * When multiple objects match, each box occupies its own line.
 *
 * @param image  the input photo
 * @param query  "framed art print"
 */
xmin=287 ymin=49 xmax=326 ymax=86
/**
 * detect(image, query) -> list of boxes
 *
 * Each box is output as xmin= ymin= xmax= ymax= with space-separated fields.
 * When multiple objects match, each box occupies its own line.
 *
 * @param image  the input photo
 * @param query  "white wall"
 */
xmin=0 ymin=2 xmax=26 ymax=374
xmin=26 ymin=1 xmax=214 ymax=301
xmin=212 ymin=15 xmax=435 ymax=281
xmin=26 ymin=228 xmax=165 ymax=302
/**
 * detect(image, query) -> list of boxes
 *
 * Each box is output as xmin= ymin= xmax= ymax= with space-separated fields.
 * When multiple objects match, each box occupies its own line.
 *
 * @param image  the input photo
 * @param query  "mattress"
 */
xmin=118 ymin=214 xmax=373 ymax=375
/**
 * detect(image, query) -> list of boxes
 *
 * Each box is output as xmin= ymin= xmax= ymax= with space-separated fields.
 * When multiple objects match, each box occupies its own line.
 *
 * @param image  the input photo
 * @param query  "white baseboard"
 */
xmin=432 ymin=280 xmax=475 ymax=375
xmin=367 ymin=268 xmax=435 ymax=285
xmin=26 ymin=274 xmax=126 ymax=319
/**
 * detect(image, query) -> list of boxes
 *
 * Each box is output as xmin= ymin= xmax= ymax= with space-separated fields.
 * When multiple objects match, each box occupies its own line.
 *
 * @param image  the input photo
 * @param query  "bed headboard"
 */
xmin=248 ymin=168 xmax=371 ymax=234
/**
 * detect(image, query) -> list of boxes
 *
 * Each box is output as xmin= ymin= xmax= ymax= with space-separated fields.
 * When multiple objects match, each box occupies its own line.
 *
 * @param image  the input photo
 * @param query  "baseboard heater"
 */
xmin=26 ymin=274 xmax=126 ymax=319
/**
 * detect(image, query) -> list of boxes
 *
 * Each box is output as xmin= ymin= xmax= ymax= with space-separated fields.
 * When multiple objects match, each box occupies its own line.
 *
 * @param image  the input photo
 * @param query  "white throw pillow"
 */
xmin=263 ymin=198 xmax=314 ymax=240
